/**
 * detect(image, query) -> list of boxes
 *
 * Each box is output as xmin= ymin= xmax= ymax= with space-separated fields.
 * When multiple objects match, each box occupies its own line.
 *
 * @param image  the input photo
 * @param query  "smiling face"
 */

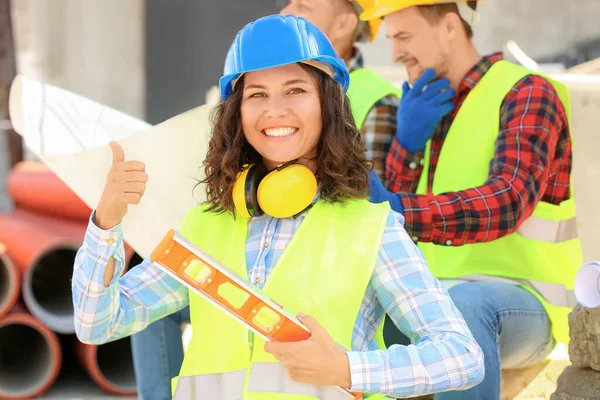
xmin=240 ymin=63 xmax=323 ymax=171
xmin=385 ymin=6 xmax=452 ymax=83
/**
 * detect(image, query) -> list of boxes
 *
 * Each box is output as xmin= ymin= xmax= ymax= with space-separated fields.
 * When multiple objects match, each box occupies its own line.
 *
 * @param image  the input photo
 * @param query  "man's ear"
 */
xmin=441 ymin=12 xmax=461 ymax=42
xmin=330 ymin=11 xmax=359 ymax=42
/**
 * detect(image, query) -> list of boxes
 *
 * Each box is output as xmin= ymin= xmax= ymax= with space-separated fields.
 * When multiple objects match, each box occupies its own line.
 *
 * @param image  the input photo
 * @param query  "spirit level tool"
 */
xmin=150 ymin=229 xmax=363 ymax=400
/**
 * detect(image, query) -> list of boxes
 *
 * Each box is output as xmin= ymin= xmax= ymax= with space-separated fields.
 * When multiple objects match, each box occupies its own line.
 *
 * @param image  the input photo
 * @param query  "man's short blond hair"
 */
xmin=417 ymin=3 xmax=474 ymax=39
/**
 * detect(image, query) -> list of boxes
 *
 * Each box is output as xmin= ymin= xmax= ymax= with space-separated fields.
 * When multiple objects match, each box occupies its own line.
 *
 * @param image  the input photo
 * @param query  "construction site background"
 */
xmin=1 ymin=1 xmax=600 ymax=399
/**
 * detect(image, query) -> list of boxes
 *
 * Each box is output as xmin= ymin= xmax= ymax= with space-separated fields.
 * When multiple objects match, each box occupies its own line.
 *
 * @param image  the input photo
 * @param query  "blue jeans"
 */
xmin=131 ymin=306 xmax=191 ymax=400
xmin=132 ymin=282 xmax=554 ymax=400
xmin=383 ymin=281 xmax=556 ymax=400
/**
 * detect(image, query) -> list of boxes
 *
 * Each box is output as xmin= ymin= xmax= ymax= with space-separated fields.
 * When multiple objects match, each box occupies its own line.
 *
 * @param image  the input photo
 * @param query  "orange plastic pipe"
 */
xmin=74 ymin=338 xmax=137 ymax=396
xmin=10 ymin=207 xmax=137 ymax=271
xmin=7 ymin=161 xmax=92 ymax=221
xmin=0 ymin=213 xmax=82 ymax=333
xmin=0 ymin=303 xmax=62 ymax=399
xmin=0 ymin=242 xmax=19 ymax=320
xmin=11 ymin=206 xmax=87 ymax=240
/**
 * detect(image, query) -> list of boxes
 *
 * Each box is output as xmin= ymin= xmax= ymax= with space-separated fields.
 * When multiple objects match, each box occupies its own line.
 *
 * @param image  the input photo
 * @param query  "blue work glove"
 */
xmin=368 ymin=170 xmax=404 ymax=215
xmin=396 ymin=68 xmax=456 ymax=153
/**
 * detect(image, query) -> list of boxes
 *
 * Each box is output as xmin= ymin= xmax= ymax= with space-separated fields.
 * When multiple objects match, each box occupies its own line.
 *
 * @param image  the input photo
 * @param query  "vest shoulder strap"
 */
xmin=418 ymin=60 xmax=570 ymax=195
xmin=348 ymin=68 xmax=402 ymax=129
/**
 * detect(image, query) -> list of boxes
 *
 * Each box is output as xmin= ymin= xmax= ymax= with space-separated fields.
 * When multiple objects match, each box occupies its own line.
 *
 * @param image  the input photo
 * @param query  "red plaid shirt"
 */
xmin=386 ymin=53 xmax=573 ymax=245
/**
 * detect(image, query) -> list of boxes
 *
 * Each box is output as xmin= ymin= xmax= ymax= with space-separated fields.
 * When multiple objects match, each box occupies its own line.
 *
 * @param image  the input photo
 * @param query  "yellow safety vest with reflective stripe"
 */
xmin=171 ymin=199 xmax=391 ymax=400
xmin=348 ymin=68 xmax=402 ymax=129
xmin=415 ymin=60 xmax=582 ymax=344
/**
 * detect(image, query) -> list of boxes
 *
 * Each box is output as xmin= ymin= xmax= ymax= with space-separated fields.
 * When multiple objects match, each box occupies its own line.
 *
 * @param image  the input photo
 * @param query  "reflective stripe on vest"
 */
xmin=248 ymin=363 xmax=357 ymax=399
xmin=517 ymin=215 xmax=578 ymax=243
xmin=172 ymin=200 xmax=391 ymax=399
xmin=414 ymin=60 xmax=583 ymax=344
xmin=347 ymin=68 xmax=402 ymax=129
xmin=174 ymin=370 xmax=246 ymax=400
xmin=173 ymin=364 xmax=357 ymax=400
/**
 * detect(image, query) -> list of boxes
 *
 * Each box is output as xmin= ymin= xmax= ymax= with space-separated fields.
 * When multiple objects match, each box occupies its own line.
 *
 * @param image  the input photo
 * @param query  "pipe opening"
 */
xmin=44 ymin=335 xmax=137 ymax=397
xmin=0 ymin=323 xmax=55 ymax=396
xmin=30 ymin=248 xmax=78 ymax=317
xmin=0 ymin=257 xmax=15 ymax=312
xmin=97 ymin=337 xmax=137 ymax=391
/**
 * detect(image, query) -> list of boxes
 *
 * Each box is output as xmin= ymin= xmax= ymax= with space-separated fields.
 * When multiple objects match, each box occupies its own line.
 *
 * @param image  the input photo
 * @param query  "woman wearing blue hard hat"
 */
xmin=72 ymin=14 xmax=484 ymax=400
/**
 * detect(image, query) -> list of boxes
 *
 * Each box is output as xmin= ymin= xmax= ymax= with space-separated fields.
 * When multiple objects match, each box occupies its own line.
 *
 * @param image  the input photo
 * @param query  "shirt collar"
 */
xmin=458 ymin=52 xmax=505 ymax=94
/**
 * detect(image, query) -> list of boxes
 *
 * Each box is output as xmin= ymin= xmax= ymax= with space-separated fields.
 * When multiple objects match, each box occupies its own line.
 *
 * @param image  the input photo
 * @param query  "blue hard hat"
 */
xmin=219 ymin=14 xmax=350 ymax=101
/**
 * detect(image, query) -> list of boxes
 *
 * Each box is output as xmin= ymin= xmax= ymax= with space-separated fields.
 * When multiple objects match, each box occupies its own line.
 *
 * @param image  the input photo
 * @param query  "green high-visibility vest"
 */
xmin=348 ymin=68 xmax=402 ymax=129
xmin=171 ymin=200 xmax=391 ymax=400
xmin=415 ymin=60 xmax=582 ymax=344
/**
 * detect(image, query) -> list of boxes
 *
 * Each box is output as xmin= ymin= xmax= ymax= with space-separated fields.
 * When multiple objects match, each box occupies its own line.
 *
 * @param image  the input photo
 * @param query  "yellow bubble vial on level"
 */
xmin=184 ymin=260 xmax=212 ymax=285
xmin=252 ymin=306 xmax=281 ymax=332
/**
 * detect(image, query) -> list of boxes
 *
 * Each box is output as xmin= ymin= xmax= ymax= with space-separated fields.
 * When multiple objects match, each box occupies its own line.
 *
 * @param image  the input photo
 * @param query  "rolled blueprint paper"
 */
xmin=574 ymin=261 xmax=600 ymax=308
xmin=9 ymin=75 xmax=214 ymax=259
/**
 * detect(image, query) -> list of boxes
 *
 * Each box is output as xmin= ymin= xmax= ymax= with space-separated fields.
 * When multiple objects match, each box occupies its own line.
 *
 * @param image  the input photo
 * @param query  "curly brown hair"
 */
xmin=200 ymin=63 xmax=372 ymax=215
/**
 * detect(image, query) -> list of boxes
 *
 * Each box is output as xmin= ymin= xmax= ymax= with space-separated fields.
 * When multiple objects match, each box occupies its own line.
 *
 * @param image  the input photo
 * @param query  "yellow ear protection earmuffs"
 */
xmin=232 ymin=160 xmax=318 ymax=219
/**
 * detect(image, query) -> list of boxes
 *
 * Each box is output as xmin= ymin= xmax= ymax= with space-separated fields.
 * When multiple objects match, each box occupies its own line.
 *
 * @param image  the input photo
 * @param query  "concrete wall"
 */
xmin=9 ymin=0 xmax=600 ymax=117
xmin=474 ymin=0 xmax=600 ymax=64
xmin=8 ymin=0 xmax=282 ymax=125
xmin=10 ymin=0 xmax=146 ymax=119
xmin=144 ymin=0 xmax=281 ymax=124
xmin=564 ymin=79 xmax=600 ymax=263
xmin=359 ymin=0 xmax=600 ymax=67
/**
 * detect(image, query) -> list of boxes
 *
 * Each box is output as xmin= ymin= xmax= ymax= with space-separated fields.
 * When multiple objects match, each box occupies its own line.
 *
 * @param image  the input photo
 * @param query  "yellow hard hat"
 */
xmin=359 ymin=0 xmax=482 ymax=21
xmin=351 ymin=0 xmax=383 ymax=41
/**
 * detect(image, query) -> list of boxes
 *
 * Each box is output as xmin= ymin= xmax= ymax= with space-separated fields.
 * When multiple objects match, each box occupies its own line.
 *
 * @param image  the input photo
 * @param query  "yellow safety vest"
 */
xmin=415 ymin=60 xmax=582 ymax=344
xmin=171 ymin=199 xmax=392 ymax=400
xmin=348 ymin=68 xmax=402 ymax=129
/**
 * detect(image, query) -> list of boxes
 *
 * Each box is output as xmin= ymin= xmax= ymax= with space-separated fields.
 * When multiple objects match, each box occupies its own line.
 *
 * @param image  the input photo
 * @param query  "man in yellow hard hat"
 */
xmin=280 ymin=0 xmax=402 ymax=181
xmin=365 ymin=1 xmax=582 ymax=399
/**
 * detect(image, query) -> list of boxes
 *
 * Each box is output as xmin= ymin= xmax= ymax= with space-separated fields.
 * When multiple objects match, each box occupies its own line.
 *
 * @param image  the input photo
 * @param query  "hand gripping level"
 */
xmin=150 ymin=229 xmax=363 ymax=400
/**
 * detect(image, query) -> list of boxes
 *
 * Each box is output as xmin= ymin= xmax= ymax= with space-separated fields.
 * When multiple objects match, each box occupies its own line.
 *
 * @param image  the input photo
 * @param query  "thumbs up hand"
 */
xmin=95 ymin=141 xmax=148 ymax=230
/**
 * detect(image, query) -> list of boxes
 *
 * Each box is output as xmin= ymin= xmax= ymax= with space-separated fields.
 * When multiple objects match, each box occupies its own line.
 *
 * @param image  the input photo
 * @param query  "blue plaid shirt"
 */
xmin=72 ymin=207 xmax=484 ymax=398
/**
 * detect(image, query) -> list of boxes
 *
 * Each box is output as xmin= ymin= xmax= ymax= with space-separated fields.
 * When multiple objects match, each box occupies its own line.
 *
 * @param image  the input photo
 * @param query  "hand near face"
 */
xmin=395 ymin=68 xmax=456 ymax=153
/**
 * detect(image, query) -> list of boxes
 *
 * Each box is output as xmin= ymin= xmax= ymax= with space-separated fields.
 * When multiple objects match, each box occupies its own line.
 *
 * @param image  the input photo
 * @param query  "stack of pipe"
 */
xmin=0 ymin=161 xmax=139 ymax=398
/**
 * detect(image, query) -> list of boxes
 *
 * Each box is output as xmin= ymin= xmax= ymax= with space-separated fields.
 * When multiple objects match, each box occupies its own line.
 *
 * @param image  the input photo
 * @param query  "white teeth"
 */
xmin=263 ymin=127 xmax=297 ymax=137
